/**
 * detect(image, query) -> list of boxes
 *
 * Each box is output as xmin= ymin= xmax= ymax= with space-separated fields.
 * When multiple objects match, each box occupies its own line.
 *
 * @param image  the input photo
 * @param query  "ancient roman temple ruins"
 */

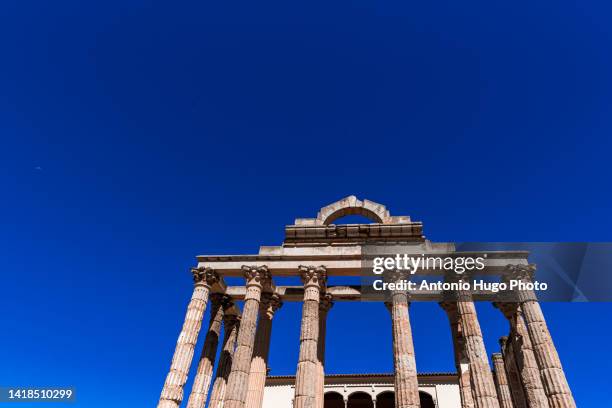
xmin=157 ymin=196 xmax=575 ymax=408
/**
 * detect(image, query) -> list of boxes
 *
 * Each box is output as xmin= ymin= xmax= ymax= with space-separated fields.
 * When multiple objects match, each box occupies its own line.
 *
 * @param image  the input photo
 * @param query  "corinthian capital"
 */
xmin=191 ymin=267 xmax=220 ymax=287
xmin=298 ymin=265 xmax=327 ymax=288
xmin=223 ymin=313 xmax=240 ymax=329
xmin=319 ymin=293 xmax=334 ymax=313
xmin=241 ymin=265 xmax=271 ymax=288
xmin=439 ymin=300 xmax=458 ymax=316
xmin=382 ymin=268 xmax=409 ymax=284
xmin=499 ymin=336 xmax=508 ymax=350
xmin=260 ymin=292 xmax=283 ymax=319
xmin=504 ymin=264 xmax=536 ymax=282
xmin=493 ymin=301 xmax=519 ymax=320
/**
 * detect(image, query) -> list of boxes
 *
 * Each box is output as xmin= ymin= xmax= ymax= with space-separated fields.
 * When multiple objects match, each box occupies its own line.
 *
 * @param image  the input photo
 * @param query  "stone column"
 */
xmin=315 ymin=294 xmax=334 ymax=408
xmin=384 ymin=270 xmax=419 ymax=408
xmin=208 ymin=312 xmax=240 ymax=408
xmin=507 ymin=265 xmax=576 ymax=408
xmin=158 ymin=267 xmax=219 ymax=408
xmin=499 ymin=337 xmax=527 ymax=408
xmin=440 ymin=301 xmax=474 ymax=408
xmin=495 ymin=302 xmax=549 ymax=408
xmin=245 ymin=293 xmax=283 ymax=408
xmin=443 ymin=277 xmax=500 ymax=408
xmin=492 ymin=353 xmax=514 ymax=408
xmin=224 ymin=265 xmax=271 ymax=408
xmin=294 ymin=265 xmax=327 ymax=408
xmin=186 ymin=294 xmax=229 ymax=408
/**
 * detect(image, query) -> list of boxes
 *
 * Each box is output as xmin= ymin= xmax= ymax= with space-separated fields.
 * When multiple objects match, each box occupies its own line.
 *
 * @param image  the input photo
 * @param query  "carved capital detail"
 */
xmin=382 ymin=268 xmax=409 ymax=284
xmin=504 ymin=264 xmax=536 ymax=282
xmin=319 ymin=293 xmax=334 ymax=313
xmin=241 ymin=265 xmax=271 ymax=288
xmin=444 ymin=270 xmax=473 ymax=283
xmin=218 ymin=294 xmax=234 ymax=309
xmin=191 ymin=266 xmax=220 ymax=287
xmin=223 ymin=313 xmax=240 ymax=328
xmin=499 ymin=336 xmax=508 ymax=350
xmin=439 ymin=300 xmax=458 ymax=316
xmin=298 ymin=265 xmax=327 ymax=288
xmin=209 ymin=293 xmax=226 ymax=307
xmin=493 ymin=301 xmax=519 ymax=320
xmin=260 ymin=292 xmax=283 ymax=315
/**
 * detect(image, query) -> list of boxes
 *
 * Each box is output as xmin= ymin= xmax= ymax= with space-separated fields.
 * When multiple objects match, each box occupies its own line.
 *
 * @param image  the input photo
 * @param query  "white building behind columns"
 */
xmin=262 ymin=373 xmax=461 ymax=408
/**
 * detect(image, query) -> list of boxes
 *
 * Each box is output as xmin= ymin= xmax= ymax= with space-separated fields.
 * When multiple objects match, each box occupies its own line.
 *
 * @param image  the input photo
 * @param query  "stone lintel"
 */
xmin=217 ymin=286 xmax=510 ymax=302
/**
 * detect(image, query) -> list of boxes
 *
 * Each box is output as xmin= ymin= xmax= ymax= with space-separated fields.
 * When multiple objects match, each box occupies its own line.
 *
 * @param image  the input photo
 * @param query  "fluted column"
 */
xmin=507 ymin=265 xmax=576 ymax=408
xmin=440 ymin=301 xmax=474 ymax=408
xmin=444 ymin=277 xmax=500 ymax=408
xmin=245 ymin=293 xmax=283 ymax=408
xmin=187 ymin=294 xmax=229 ymax=408
xmin=294 ymin=265 xmax=327 ymax=408
xmin=208 ymin=312 xmax=240 ymax=408
xmin=498 ymin=337 xmax=527 ymax=408
xmin=315 ymin=294 xmax=334 ymax=408
xmin=492 ymin=353 xmax=514 ymax=408
xmin=384 ymin=270 xmax=419 ymax=408
xmin=495 ymin=302 xmax=549 ymax=408
xmin=224 ymin=265 xmax=271 ymax=408
xmin=158 ymin=267 xmax=219 ymax=408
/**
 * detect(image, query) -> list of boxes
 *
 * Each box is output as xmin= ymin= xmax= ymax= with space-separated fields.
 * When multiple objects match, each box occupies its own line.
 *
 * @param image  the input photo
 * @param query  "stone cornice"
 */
xmin=196 ymin=250 xmax=530 ymax=277
xmin=284 ymin=223 xmax=425 ymax=245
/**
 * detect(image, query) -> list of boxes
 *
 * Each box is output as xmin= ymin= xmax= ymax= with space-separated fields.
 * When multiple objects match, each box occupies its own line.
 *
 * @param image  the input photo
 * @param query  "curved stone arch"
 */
xmin=346 ymin=390 xmax=373 ymax=399
xmin=318 ymin=196 xmax=388 ymax=225
xmin=375 ymin=391 xmax=395 ymax=408
xmin=324 ymin=391 xmax=345 ymax=408
xmin=375 ymin=390 xmax=395 ymax=399
xmin=294 ymin=196 xmax=411 ymax=226
xmin=419 ymin=390 xmax=436 ymax=408
xmin=346 ymin=391 xmax=374 ymax=408
xmin=324 ymin=391 xmax=344 ymax=398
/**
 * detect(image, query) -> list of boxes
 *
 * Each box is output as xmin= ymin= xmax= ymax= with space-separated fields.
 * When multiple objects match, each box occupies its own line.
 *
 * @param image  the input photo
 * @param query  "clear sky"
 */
xmin=1 ymin=1 xmax=611 ymax=407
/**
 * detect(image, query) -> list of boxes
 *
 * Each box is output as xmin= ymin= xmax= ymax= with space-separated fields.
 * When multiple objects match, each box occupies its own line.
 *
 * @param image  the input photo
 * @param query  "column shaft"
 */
xmin=158 ymin=267 xmax=218 ymax=408
xmin=492 ymin=353 xmax=515 ymax=408
xmin=208 ymin=314 xmax=240 ymax=408
xmin=389 ymin=292 xmax=419 ymax=408
xmin=245 ymin=294 xmax=282 ymax=408
xmin=294 ymin=265 xmax=326 ymax=408
xmin=456 ymin=296 xmax=500 ymax=408
xmin=186 ymin=295 xmax=227 ymax=408
xmin=224 ymin=266 xmax=270 ymax=408
xmin=510 ymin=265 xmax=576 ymax=408
xmin=315 ymin=295 xmax=333 ymax=408
xmin=499 ymin=337 xmax=527 ymax=408
xmin=384 ymin=270 xmax=419 ymax=408
xmin=495 ymin=303 xmax=549 ymax=408
xmin=440 ymin=302 xmax=474 ymax=408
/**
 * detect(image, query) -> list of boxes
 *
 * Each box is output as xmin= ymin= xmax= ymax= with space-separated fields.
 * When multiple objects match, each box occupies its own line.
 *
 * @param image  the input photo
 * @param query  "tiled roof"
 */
xmin=268 ymin=372 xmax=456 ymax=379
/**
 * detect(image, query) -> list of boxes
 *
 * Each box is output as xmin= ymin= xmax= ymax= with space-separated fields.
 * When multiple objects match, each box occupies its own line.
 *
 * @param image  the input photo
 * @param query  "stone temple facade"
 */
xmin=157 ymin=196 xmax=576 ymax=408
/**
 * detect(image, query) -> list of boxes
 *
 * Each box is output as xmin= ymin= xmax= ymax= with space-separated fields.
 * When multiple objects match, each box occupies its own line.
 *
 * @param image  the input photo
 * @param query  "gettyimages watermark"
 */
xmin=359 ymin=242 xmax=612 ymax=302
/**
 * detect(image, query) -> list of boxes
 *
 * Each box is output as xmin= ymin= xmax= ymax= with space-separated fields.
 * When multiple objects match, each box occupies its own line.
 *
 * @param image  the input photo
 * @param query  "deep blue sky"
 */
xmin=2 ymin=1 xmax=611 ymax=407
